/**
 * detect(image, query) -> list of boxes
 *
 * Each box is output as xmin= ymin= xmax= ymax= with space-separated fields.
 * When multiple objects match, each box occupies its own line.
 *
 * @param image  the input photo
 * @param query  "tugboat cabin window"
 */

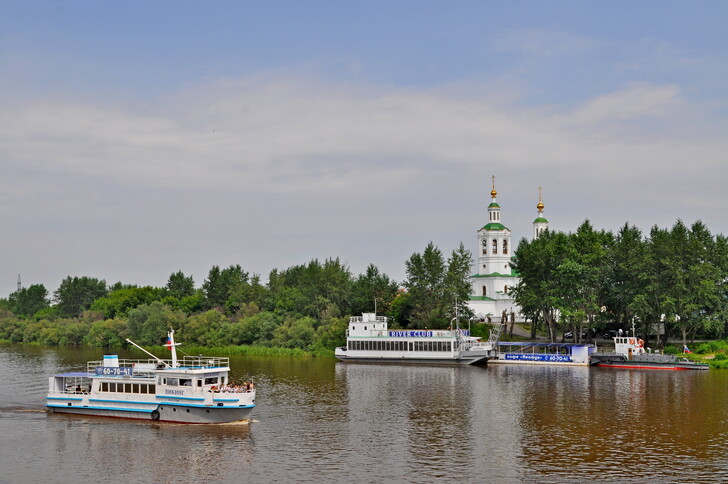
xmin=179 ymin=378 xmax=192 ymax=386
xmin=204 ymin=377 xmax=219 ymax=385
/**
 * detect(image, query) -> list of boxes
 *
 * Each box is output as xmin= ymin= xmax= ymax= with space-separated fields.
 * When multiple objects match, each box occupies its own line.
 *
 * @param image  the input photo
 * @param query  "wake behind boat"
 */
xmin=46 ymin=330 xmax=256 ymax=423
xmin=334 ymin=313 xmax=497 ymax=365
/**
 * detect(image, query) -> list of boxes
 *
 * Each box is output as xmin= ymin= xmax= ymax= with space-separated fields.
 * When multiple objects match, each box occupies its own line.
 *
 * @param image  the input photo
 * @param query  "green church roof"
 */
xmin=482 ymin=222 xmax=508 ymax=231
xmin=488 ymin=202 xmax=500 ymax=208
xmin=533 ymin=217 xmax=549 ymax=223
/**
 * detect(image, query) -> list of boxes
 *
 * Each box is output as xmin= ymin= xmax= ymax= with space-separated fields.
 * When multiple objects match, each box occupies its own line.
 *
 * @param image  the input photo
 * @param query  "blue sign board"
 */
xmin=387 ymin=329 xmax=470 ymax=338
xmin=389 ymin=330 xmax=433 ymax=338
xmin=95 ymin=367 xmax=133 ymax=376
xmin=504 ymin=354 xmax=572 ymax=362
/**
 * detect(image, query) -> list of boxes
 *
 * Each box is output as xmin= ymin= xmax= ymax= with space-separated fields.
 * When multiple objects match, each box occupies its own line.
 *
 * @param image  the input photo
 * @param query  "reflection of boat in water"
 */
xmin=334 ymin=313 xmax=495 ymax=365
xmin=46 ymin=330 xmax=256 ymax=423
xmin=590 ymin=335 xmax=709 ymax=371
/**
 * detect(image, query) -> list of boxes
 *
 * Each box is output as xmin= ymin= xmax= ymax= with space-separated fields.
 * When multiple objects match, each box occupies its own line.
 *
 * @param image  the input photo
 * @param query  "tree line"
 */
xmin=512 ymin=219 xmax=728 ymax=346
xmin=0 ymin=243 xmax=475 ymax=352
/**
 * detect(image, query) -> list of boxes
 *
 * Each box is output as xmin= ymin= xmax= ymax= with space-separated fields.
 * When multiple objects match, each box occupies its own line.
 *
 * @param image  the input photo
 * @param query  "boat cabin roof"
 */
xmin=497 ymin=342 xmax=595 ymax=348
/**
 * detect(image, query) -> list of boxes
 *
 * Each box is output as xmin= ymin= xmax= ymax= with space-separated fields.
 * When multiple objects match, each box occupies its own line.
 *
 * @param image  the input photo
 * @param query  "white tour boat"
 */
xmin=334 ymin=313 xmax=497 ymax=365
xmin=46 ymin=330 xmax=256 ymax=423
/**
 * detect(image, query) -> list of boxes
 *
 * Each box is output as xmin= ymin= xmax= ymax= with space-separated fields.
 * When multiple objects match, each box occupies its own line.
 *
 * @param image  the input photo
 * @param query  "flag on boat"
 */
xmin=164 ymin=336 xmax=173 ymax=349
xmin=683 ymin=345 xmax=692 ymax=353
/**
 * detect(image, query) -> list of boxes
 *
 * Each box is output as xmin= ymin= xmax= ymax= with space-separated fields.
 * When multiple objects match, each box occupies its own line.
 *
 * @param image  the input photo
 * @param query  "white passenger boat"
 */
xmin=46 ymin=330 xmax=256 ymax=423
xmin=334 ymin=313 xmax=497 ymax=365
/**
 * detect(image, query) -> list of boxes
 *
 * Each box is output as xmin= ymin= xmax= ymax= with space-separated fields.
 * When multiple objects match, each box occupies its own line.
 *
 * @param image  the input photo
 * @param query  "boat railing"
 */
xmin=86 ymin=356 xmax=229 ymax=374
xmin=87 ymin=358 xmax=172 ymax=374
xmin=349 ymin=316 xmax=388 ymax=324
xmin=179 ymin=355 xmax=229 ymax=369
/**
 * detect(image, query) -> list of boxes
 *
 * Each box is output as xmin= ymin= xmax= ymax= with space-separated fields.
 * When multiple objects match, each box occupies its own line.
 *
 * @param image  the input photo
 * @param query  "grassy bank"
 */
xmin=147 ymin=344 xmax=335 ymax=359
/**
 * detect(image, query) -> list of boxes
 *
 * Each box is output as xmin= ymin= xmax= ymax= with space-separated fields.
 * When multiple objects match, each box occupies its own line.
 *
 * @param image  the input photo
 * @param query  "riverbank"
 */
xmin=0 ymin=339 xmax=334 ymax=359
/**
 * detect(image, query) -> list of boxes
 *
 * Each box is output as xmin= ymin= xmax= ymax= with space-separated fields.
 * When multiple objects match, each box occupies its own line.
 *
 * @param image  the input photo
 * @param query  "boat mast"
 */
xmin=125 ymin=338 xmax=166 ymax=367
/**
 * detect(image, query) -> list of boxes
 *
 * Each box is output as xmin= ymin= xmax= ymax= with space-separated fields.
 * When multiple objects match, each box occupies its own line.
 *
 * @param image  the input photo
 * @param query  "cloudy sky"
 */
xmin=2 ymin=1 xmax=727 ymax=296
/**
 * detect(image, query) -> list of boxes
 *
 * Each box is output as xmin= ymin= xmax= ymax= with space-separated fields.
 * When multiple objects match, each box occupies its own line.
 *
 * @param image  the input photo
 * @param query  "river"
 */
xmin=1 ymin=344 xmax=727 ymax=483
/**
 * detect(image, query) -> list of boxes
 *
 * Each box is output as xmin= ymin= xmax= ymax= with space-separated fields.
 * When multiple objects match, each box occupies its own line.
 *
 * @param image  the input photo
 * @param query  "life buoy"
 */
xmin=151 ymin=410 xmax=160 ymax=421
xmin=378 ymin=331 xmax=383 ymax=336
xmin=628 ymin=338 xmax=635 ymax=345
xmin=638 ymin=339 xmax=644 ymax=348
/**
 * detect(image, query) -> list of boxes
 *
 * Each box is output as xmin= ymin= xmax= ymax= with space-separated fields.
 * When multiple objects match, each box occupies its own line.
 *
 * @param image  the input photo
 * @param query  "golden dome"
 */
xmin=490 ymin=175 xmax=497 ymax=198
xmin=537 ymin=200 xmax=544 ymax=211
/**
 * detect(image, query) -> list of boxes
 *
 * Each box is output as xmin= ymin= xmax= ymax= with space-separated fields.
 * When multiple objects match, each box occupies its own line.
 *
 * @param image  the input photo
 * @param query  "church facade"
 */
xmin=467 ymin=178 xmax=548 ymax=321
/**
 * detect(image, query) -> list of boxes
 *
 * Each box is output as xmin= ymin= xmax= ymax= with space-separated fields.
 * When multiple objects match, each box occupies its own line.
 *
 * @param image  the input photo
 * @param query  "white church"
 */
xmin=467 ymin=177 xmax=548 ymax=321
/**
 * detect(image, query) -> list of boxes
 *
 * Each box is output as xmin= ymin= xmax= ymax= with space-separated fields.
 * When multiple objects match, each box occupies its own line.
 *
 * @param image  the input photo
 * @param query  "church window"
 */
xmin=504 ymin=285 xmax=508 ymax=294
xmin=503 ymin=240 xmax=508 ymax=254
xmin=482 ymin=286 xmax=487 ymax=296
xmin=492 ymin=239 xmax=497 ymax=254
xmin=482 ymin=239 xmax=487 ymax=255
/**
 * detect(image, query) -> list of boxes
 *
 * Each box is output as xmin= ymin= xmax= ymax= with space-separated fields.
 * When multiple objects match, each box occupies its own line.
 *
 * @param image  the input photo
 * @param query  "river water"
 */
xmin=1 ymin=344 xmax=727 ymax=483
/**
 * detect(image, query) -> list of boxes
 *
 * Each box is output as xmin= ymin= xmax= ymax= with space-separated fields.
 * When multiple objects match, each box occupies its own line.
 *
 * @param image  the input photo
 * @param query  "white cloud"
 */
xmin=1 ymin=77 xmax=727 ymax=291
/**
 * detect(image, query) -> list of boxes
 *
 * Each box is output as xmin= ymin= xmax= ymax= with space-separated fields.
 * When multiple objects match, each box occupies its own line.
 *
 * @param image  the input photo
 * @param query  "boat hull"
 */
xmin=590 ymin=353 xmax=709 ymax=371
xmin=47 ymin=402 xmax=254 ymax=423
xmin=335 ymin=355 xmax=488 ymax=366
xmin=591 ymin=361 xmax=708 ymax=371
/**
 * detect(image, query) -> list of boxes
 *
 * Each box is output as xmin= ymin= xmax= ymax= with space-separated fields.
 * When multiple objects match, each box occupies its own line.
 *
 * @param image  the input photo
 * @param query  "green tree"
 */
xmin=180 ymin=309 xmax=229 ymax=347
xmin=127 ymin=302 xmax=186 ymax=345
xmin=228 ymin=312 xmax=281 ymax=346
xmin=349 ymin=264 xmax=400 ymax=316
xmin=444 ymin=243 xmax=474 ymax=321
xmin=91 ymin=286 xmax=163 ymax=318
xmin=264 ymin=258 xmax=352 ymax=320
xmin=604 ymin=224 xmax=647 ymax=331
xmin=512 ymin=231 xmax=569 ymax=342
xmin=54 ymin=276 xmax=108 ymax=318
xmin=166 ymin=271 xmax=195 ymax=299
xmin=404 ymin=242 xmax=446 ymax=328
xmin=8 ymin=284 xmax=50 ymax=317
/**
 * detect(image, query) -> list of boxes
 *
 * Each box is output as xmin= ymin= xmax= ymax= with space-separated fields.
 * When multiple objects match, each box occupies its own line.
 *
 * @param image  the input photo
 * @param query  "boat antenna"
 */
xmin=125 ymin=338 xmax=166 ymax=367
xmin=164 ymin=329 xmax=181 ymax=368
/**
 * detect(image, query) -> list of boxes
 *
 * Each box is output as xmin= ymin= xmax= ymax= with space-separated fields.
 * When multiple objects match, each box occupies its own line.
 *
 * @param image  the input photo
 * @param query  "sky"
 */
xmin=2 ymin=1 xmax=728 ymax=297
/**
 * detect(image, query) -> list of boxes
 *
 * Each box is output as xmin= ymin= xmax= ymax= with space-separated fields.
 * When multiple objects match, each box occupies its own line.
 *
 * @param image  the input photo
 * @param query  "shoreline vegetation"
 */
xmin=2 ymin=217 xmax=728 ymax=367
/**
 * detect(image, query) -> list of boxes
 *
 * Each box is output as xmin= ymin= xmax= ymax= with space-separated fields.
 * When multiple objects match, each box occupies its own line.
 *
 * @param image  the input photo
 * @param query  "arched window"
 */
xmin=482 ymin=286 xmax=487 ymax=296
xmin=492 ymin=239 xmax=498 ymax=254
xmin=503 ymin=239 xmax=508 ymax=254
xmin=504 ymin=285 xmax=508 ymax=294
xmin=482 ymin=239 xmax=487 ymax=255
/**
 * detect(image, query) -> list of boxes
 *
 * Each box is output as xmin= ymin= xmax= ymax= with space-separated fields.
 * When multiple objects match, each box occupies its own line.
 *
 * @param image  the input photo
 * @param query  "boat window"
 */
xmin=166 ymin=378 xmax=179 ymax=386
xmin=149 ymin=384 xmax=156 ymax=394
xmin=180 ymin=379 xmax=192 ymax=387
xmin=132 ymin=384 xmax=140 ymax=394
xmin=124 ymin=383 xmax=132 ymax=393
xmin=197 ymin=380 xmax=202 ymax=387
xmin=101 ymin=382 xmax=109 ymax=392
xmin=109 ymin=383 xmax=117 ymax=392
xmin=205 ymin=377 xmax=219 ymax=385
